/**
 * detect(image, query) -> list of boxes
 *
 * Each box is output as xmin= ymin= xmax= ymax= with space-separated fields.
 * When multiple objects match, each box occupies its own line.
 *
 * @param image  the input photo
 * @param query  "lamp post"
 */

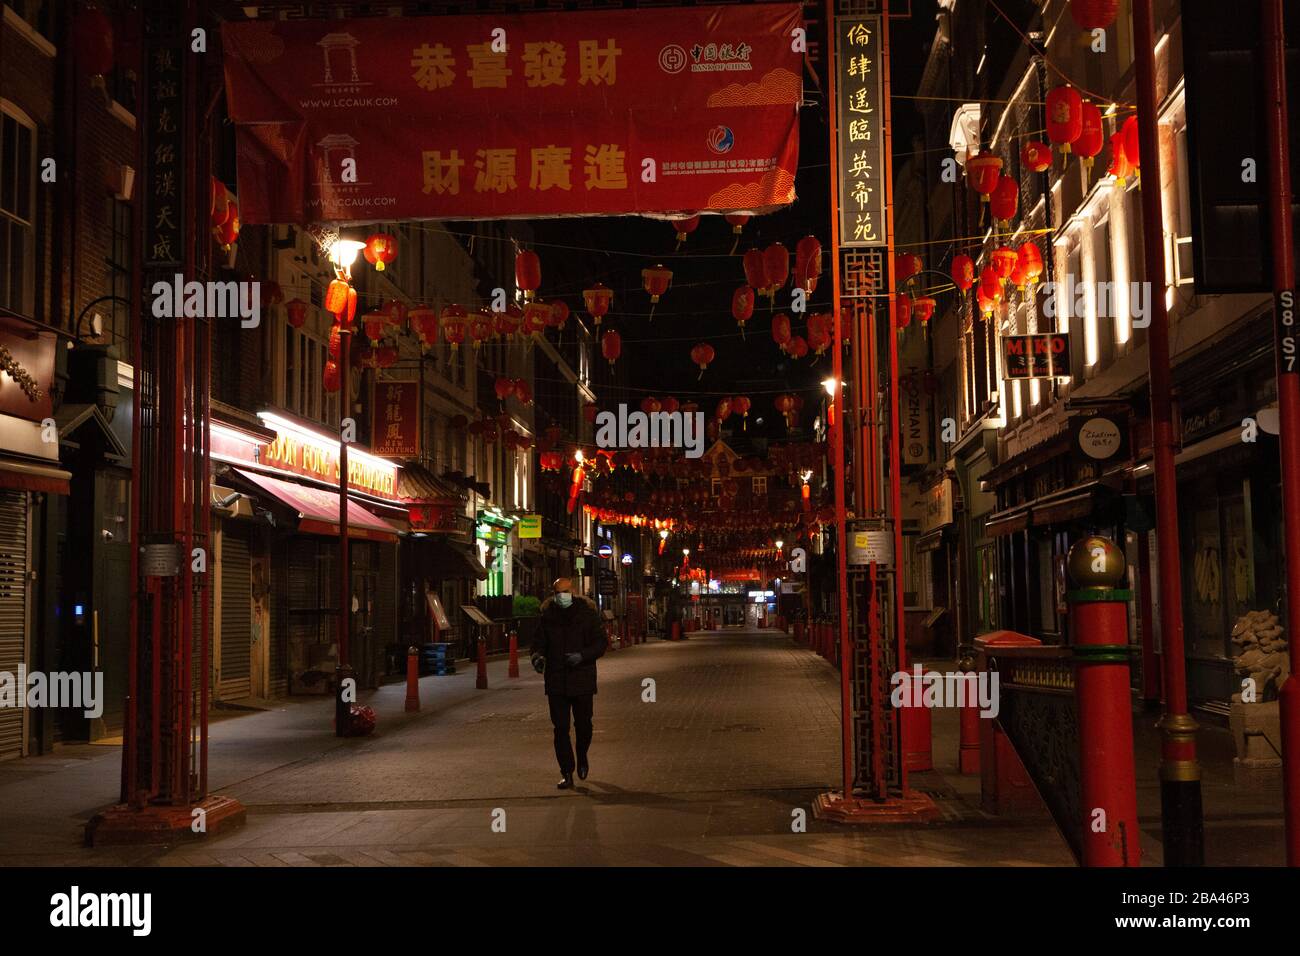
xmin=328 ymin=237 xmax=365 ymax=737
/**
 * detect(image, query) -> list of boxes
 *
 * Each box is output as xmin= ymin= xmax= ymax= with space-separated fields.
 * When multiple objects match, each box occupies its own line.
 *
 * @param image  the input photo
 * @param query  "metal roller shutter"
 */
xmin=219 ymin=524 xmax=252 ymax=700
xmin=0 ymin=491 xmax=29 ymax=760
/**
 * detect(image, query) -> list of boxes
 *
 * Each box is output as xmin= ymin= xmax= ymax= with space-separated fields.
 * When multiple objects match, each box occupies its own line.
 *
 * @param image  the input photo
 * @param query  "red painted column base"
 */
xmin=812 ymin=790 xmax=942 ymax=824
xmin=85 ymin=795 xmax=246 ymax=846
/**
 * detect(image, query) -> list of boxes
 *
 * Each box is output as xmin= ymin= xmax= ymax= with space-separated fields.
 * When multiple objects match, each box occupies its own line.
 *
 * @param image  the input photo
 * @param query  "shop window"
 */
xmin=105 ymin=197 xmax=133 ymax=349
xmin=0 ymin=106 xmax=36 ymax=317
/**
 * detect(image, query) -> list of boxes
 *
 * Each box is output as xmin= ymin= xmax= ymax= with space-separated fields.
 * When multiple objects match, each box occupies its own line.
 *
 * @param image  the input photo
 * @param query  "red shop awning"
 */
xmin=234 ymin=468 xmax=399 ymax=542
xmin=0 ymin=457 xmax=71 ymax=496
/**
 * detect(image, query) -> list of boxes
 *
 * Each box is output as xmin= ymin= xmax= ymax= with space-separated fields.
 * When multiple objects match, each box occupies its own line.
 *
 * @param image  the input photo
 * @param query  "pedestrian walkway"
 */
xmin=0 ymin=628 xmax=1112 ymax=866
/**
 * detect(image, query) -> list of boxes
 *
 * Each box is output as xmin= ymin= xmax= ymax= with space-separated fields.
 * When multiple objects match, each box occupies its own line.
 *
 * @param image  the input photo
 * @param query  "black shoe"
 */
xmin=577 ymin=762 xmax=588 ymax=780
xmin=557 ymin=773 xmax=574 ymax=790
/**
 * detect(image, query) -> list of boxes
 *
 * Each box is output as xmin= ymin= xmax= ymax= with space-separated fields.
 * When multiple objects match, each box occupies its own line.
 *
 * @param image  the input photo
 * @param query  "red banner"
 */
xmin=221 ymin=4 xmax=803 ymax=223
xmin=372 ymin=380 xmax=420 ymax=458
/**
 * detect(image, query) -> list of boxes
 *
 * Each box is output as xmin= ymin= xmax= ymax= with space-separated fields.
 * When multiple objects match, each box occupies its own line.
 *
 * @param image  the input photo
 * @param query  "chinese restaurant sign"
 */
xmin=1001 ymin=333 xmax=1072 ymax=380
xmin=834 ymin=17 xmax=885 ymax=247
xmin=221 ymin=4 xmax=803 ymax=222
xmin=372 ymin=380 xmax=420 ymax=458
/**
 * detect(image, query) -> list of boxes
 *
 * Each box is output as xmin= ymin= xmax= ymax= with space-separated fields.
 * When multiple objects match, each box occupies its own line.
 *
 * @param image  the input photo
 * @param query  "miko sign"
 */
xmin=1001 ymin=333 xmax=1072 ymax=380
xmin=221 ymin=4 xmax=803 ymax=223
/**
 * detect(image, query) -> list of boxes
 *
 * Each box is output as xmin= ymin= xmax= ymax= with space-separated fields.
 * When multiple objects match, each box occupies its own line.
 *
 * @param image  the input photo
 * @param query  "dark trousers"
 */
xmin=547 ymin=693 xmax=594 ymax=774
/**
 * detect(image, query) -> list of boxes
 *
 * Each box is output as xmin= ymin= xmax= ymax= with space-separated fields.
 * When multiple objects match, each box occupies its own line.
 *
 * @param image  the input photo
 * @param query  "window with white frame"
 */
xmin=0 ymin=105 xmax=36 ymax=317
xmin=751 ymin=475 xmax=767 ymax=497
xmin=281 ymin=318 xmax=337 ymax=427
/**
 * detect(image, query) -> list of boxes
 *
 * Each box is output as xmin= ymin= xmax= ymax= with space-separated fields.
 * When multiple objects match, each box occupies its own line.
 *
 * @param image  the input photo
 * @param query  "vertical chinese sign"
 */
xmin=835 ymin=17 xmax=886 ymax=248
xmin=372 ymin=380 xmax=420 ymax=458
xmin=144 ymin=26 xmax=183 ymax=267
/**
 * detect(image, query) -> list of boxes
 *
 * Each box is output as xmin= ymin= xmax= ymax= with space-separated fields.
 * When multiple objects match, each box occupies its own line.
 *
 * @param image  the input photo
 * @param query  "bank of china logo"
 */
xmin=659 ymin=44 xmax=687 ymax=74
xmin=707 ymin=126 xmax=734 ymax=155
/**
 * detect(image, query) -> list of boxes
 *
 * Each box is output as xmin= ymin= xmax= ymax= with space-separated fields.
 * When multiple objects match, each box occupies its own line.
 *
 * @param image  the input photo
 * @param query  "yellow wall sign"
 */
xmin=518 ymin=514 xmax=542 ymax=539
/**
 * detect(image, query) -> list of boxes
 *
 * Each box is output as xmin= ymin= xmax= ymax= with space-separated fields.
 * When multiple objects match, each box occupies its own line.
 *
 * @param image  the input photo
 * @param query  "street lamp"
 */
xmin=328 ymin=238 xmax=366 ymax=279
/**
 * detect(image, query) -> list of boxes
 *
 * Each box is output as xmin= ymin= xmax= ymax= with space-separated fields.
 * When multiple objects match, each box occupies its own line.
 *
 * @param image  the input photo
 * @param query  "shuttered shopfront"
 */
xmin=219 ymin=522 xmax=252 ymax=701
xmin=0 ymin=491 xmax=29 ymax=760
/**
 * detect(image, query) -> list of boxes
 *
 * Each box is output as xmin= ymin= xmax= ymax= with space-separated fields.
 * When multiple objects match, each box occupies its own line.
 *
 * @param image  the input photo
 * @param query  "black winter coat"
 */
xmin=530 ymin=595 xmax=607 ymax=696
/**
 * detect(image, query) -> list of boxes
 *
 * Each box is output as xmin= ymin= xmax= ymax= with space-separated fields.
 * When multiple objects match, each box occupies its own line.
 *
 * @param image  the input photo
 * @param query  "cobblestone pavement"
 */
xmin=0 ymin=629 xmax=1093 ymax=867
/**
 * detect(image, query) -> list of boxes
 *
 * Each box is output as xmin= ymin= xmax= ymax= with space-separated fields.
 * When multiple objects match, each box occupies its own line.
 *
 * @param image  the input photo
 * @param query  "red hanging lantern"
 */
xmin=977 ymin=287 xmax=998 ymax=319
xmin=661 ymin=396 xmax=680 ymax=414
xmin=494 ymin=304 xmax=521 ymax=340
xmin=794 ymin=236 xmax=823 ymax=292
xmin=731 ymin=285 xmax=755 ymax=337
xmin=494 ymin=376 xmax=516 ymax=402
xmin=548 ymin=299 xmax=570 ymax=330
xmin=725 ymin=213 xmax=750 ymax=253
xmin=345 ymin=288 xmax=358 ymax=329
xmin=363 ymin=233 xmax=397 ymax=271
xmin=691 ymin=342 xmax=715 ymax=378
xmin=1121 ymin=115 xmax=1140 ymax=177
xmin=514 ymin=379 xmax=533 ymax=405
xmin=979 ymin=265 xmax=1004 ymax=302
xmin=522 ymin=301 xmax=550 ymax=338
xmin=772 ymin=312 xmax=792 ymax=350
xmin=441 ymin=304 xmax=467 ymax=351
xmin=328 ymin=324 xmax=342 ymax=359
xmin=807 ymin=322 xmax=832 ymax=355
xmin=951 ymin=254 xmax=976 ymax=292
xmin=323 ymin=360 xmax=341 ymax=393
xmin=1076 ymin=101 xmax=1105 ymax=169
xmin=410 ymin=305 xmax=438 ymax=347
xmin=72 ymin=5 xmax=115 ymax=78
xmin=1070 ymin=0 xmax=1118 ymax=31
xmin=362 ymin=311 xmax=387 ymax=342
xmin=325 ymin=278 xmax=350 ymax=317
xmin=991 ymin=246 xmax=1018 ymax=283
xmin=1020 ymin=140 xmax=1052 ymax=173
xmin=515 ymin=250 xmax=541 ymax=301
xmin=990 ymin=174 xmax=1019 ymax=227
xmin=967 ymin=151 xmax=1003 ymax=201
xmin=640 ymin=396 xmax=662 ymax=415
xmin=786 ymin=335 xmax=809 ymax=360
xmin=1046 ymin=86 xmax=1084 ymax=155
xmin=583 ymin=402 xmax=600 ymax=424
xmin=642 ymin=265 xmax=673 ymax=319
xmin=376 ymin=346 xmax=398 ymax=369
xmin=214 ymin=201 xmax=240 ymax=249
xmin=895 ymin=253 xmax=923 ymax=285
xmin=742 ymin=248 xmax=769 ymax=292
xmin=583 ymin=282 xmax=613 ymax=327
xmin=1017 ymin=242 xmax=1044 ymax=286
xmin=263 ymin=281 xmax=284 ymax=307
xmin=601 ymin=329 xmax=622 ymax=368
xmin=1107 ymin=132 xmax=1132 ymax=183
xmin=895 ymin=294 xmax=913 ymax=329
xmin=671 ymin=215 xmax=700 ymax=248
xmin=774 ymin=394 xmax=796 ymax=426
xmin=762 ymin=243 xmax=790 ymax=299
xmin=732 ymin=396 xmax=752 ymax=430
xmin=1010 ymin=261 xmax=1029 ymax=291
xmin=286 ymin=298 xmax=309 ymax=329
xmin=715 ymin=397 xmax=732 ymax=421
xmin=911 ymin=296 xmax=937 ymax=324
xmin=469 ymin=311 xmax=494 ymax=349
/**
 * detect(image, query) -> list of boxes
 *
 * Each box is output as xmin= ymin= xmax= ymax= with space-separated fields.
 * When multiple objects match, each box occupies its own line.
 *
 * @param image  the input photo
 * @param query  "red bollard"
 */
xmin=957 ymin=658 xmax=981 ymax=775
xmin=405 ymin=646 xmax=420 ymax=712
xmin=475 ymin=636 xmax=488 ymax=690
xmin=671 ymin=620 xmax=681 ymax=642
xmin=1068 ymin=536 xmax=1140 ymax=867
xmin=507 ymin=629 xmax=520 ymax=679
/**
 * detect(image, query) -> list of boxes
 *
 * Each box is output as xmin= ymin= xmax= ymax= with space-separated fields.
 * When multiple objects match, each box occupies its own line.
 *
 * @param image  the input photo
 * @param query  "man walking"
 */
xmin=530 ymin=576 xmax=607 ymax=789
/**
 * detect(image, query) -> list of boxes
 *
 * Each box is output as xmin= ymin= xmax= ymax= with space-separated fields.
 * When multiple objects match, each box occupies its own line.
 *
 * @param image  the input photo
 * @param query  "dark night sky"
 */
xmin=508 ymin=2 xmax=937 ymax=443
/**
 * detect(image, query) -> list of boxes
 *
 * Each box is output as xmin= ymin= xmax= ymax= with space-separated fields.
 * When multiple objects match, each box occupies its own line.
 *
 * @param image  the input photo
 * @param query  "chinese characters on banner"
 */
xmin=144 ymin=27 xmax=184 ymax=266
xmin=372 ymin=380 xmax=420 ymax=458
xmin=835 ymin=17 xmax=886 ymax=248
xmin=221 ymin=4 xmax=803 ymax=222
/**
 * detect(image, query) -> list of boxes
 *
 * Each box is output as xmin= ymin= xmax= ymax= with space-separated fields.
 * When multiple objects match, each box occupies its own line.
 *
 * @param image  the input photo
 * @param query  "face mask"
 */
xmin=555 ymin=592 xmax=573 ymax=608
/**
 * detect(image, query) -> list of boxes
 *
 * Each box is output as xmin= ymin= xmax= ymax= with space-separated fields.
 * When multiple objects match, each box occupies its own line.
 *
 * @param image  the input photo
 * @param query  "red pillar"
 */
xmin=1069 ymin=536 xmax=1141 ymax=867
xmin=1261 ymin=0 xmax=1300 ymax=867
xmin=507 ymin=630 xmax=520 ymax=679
xmin=404 ymin=647 xmax=420 ymax=712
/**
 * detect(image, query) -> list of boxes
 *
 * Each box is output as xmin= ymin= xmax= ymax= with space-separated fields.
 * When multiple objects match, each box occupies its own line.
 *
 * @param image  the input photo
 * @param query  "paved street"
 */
xmin=0 ymin=627 xmax=1283 ymax=867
